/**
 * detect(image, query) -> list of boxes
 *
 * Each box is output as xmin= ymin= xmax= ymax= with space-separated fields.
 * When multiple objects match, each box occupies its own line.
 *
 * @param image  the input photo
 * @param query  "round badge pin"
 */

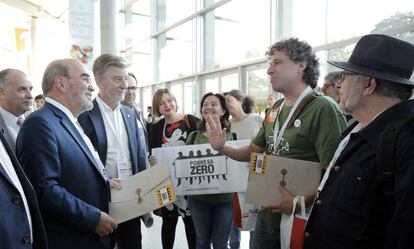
xmin=294 ymin=119 xmax=301 ymax=128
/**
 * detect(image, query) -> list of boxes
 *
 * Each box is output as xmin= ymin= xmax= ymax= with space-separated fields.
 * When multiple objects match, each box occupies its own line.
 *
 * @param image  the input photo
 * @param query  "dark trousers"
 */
xmin=116 ymin=217 xmax=142 ymax=249
xmin=161 ymin=215 xmax=196 ymax=249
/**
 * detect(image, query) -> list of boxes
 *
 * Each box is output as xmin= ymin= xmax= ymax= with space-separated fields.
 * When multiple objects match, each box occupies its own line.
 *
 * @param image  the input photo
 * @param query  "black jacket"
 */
xmin=304 ymin=99 xmax=414 ymax=249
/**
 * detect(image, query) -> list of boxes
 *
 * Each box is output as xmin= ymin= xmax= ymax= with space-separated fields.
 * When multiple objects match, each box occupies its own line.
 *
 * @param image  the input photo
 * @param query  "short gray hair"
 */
xmin=92 ymin=54 xmax=128 ymax=77
xmin=0 ymin=69 xmax=12 ymax=88
xmin=42 ymin=60 xmax=69 ymax=94
xmin=324 ymin=71 xmax=342 ymax=85
xmin=376 ymin=79 xmax=413 ymax=101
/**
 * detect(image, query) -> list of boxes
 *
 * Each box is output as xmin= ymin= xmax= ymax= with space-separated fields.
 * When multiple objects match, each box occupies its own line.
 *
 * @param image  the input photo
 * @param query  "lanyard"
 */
xmin=317 ymin=123 xmax=362 ymax=192
xmin=273 ymin=86 xmax=313 ymax=150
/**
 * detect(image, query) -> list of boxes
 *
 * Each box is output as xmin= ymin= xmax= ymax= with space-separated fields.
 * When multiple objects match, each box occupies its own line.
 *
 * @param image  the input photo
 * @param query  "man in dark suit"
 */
xmin=0 ymin=130 xmax=47 ymax=249
xmin=16 ymin=58 xmax=117 ymax=249
xmin=121 ymin=72 xmax=148 ymax=147
xmin=0 ymin=68 xmax=33 ymax=150
xmin=78 ymin=54 xmax=148 ymax=249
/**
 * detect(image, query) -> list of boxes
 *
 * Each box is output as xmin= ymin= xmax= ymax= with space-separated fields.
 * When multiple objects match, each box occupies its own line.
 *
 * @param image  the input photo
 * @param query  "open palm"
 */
xmin=205 ymin=114 xmax=226 ymax=151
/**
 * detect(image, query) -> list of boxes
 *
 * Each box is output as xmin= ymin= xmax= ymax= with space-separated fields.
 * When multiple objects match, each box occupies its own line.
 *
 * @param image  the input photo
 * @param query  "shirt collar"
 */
xmin=96 ymin=95 xmax=121 ymax=114
xmin=45 ymin=97 xmax=78 ymax=124
xmin=0 ymin=106 xmax=24 ymax=126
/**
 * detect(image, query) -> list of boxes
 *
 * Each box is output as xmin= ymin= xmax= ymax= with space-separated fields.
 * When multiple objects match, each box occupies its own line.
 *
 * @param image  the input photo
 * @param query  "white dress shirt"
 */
xmin=45 ymin=97 xmax=107 ymax=179
xmin=96 ymin=96 xmax=132 ymax=180
xmin=0 ymin=139 xmax=32 ymax=242
xmin=0 ymin=106 xmax=25 ymax=144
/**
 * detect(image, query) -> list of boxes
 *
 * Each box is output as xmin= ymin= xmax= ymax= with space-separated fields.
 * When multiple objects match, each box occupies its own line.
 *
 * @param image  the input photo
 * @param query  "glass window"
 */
xmin=170 ymin=83 xmax=183 ymax=113
xmin=291 ymin=0 xmax=414 ymax=46
xmin=130 ymin=15 xmax=151 ymax=52
xmin=129 ymin=53 xmax=152 ymax=86
xmin=247 ymin=68 xmax=269 ymax=115
xmin=158 ymin=21 xmax=193 ymax=80
xmin=204 ymin=78 xmax=219 ymax=94
xmin=221 ymin=73 xmax=239 ymax=92
xmin=157 ymin=0 xmax=194 ymax=30
xmin=207 ymin=0 xmax=271 ymax=69
xmin=132 ymin=0 xmax=150 ymax=16
xmin=183 ymin=81 xmax=195 ymax=114
xmin=142 ymin=86 xmax=153 ymax=117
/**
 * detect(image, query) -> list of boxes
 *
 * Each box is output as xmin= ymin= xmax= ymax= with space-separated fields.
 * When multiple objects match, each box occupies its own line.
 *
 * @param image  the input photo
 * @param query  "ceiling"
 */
xmin=1 ymin=0 xmax=68 ymax=19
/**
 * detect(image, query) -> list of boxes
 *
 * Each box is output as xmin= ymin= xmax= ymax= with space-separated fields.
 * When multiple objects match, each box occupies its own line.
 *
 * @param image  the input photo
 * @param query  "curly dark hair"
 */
xmin=266 ymin=37 xmax=320 ymax=88
xmin=199 ymin=92 xmax=231 ymax=132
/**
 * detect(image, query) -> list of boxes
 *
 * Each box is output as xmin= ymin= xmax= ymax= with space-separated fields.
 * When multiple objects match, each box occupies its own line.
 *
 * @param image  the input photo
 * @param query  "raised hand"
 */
xmin=205 ymin=114 xmax=227 ymax=151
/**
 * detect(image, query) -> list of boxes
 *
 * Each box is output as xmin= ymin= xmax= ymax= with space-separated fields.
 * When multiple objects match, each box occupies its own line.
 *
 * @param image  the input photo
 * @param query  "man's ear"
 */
xmin=363 ymin=77 xmax=377 ymax=96
xmin=0 ymin=87 xmax=6 ymax=100
xmin=55 ymin=76 xmax=67 ymax=93
xmin=297 ymin=60 xmax=308 ymax=73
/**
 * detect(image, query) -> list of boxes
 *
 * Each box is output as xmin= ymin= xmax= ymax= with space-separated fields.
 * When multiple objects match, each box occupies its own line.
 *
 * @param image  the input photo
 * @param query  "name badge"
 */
xmin=265 ymin=108 xmax=279 ymax=123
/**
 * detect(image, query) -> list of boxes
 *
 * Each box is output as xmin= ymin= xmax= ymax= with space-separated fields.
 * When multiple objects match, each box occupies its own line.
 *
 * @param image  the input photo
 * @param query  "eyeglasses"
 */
xmin=126 ymin=86 xmax=138 ymax=91
xmin=322 ymin=84 xmax=335 ymax=89
xmin=340 ymin=72 xmax=357 ymax=83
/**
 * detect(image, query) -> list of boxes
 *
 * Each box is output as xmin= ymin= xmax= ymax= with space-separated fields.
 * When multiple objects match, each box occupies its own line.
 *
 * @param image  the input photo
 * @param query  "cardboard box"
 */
xmin=152 ymin=140 xmax=250 ymax=196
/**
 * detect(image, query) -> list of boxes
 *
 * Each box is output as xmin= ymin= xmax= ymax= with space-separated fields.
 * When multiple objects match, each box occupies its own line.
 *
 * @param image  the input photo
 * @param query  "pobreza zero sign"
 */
xmin=152 ymin=140 xmax=250 ymax=196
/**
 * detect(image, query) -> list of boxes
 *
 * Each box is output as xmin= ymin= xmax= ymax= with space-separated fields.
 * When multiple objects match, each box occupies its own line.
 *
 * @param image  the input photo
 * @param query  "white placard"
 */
xmin=152 ymin=140 xmax=250 ymax=196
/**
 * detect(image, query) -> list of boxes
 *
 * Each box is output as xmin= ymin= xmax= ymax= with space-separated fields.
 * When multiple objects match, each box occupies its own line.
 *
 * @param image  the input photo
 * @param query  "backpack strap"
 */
xmin=187 ymin=131 xmax=199 ymax=145
xmin=376 ymin=114 xmax=414 ymax=205
xmin=285 ymin=93 xmax=318 ymax=128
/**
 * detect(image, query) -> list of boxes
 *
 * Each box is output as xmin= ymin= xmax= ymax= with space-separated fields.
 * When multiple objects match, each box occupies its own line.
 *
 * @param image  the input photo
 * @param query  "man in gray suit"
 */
xmin=0 ymin=69 xmax=33 ymax=149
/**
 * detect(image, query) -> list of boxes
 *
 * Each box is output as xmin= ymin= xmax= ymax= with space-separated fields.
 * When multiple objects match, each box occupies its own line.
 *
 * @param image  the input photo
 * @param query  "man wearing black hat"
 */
xmin=304 ymin=34 xmax=414 ymax=249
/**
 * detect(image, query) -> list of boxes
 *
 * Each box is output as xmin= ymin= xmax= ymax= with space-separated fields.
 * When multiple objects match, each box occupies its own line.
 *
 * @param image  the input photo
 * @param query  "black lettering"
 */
xmin=208 ymin=164 xmax=214 ymax=173
xmin=190 ymin=166 xmax=196 ymax=174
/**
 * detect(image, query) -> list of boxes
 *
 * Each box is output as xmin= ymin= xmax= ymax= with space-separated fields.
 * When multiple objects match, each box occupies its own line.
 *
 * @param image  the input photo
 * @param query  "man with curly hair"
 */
xmin=206 ymin=38 xmax=346 ymax=249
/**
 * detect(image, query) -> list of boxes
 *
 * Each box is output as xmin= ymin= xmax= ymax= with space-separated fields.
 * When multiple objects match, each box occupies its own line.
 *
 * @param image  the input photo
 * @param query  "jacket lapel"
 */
xmin=120 ymin=106 xmax=138 ymax=174
xmin=89 ymin=100 xmax=108 ymax=165
xmin=47 ymin=103 xmax=106 ymax=181
xmin=0 ymin=114 xmax=15 ymax=150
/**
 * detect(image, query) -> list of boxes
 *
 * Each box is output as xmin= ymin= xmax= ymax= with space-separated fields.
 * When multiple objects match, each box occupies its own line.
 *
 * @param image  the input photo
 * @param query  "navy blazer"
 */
xmin=16 ymin=102 xmax=110 ymax=249
xmin=78 ymin=99 xmax=147 ymax=175
xmin=0 ymin=131 xmax=47 ymax=249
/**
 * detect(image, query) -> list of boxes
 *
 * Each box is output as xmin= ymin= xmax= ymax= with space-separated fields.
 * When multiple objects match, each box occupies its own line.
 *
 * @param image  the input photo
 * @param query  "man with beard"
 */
xmin=16 ymin=59 xmax=117 ymax=249
xmin=205 ymin=38 xmax=346 ymax=249
xmin=303 ymin=34 xmax=414 ymax=249
xmin=78 ymin=54 xmax=148 ymax=249
xmin=0 ymin=69 xmax=33 ymax=150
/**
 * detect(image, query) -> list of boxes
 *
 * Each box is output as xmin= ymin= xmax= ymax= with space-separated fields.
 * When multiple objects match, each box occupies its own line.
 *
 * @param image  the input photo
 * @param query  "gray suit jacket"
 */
xmin=0 ymin=113 xmax=15 ymax=151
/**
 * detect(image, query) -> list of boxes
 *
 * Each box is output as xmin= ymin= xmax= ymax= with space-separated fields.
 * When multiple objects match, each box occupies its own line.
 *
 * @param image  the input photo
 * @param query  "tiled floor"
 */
xmin=142 ymin=215 xmax=251 ymax=249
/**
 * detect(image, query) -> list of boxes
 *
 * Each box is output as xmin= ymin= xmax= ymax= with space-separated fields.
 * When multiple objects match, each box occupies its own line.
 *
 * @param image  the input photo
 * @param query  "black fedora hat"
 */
xmin=328 ymin=34 xmax=414 ymax=86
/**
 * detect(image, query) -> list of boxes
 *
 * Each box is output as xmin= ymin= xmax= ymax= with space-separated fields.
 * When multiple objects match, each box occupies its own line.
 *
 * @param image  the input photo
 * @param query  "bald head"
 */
xmin=0 ymin=69 xmax=33 ymax=116
xmin=42 ymin=59 xmax=94 ymax=116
